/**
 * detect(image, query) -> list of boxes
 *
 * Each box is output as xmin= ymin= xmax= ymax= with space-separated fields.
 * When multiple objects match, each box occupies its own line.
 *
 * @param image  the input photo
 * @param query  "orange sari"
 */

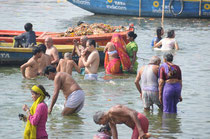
xmin=104 ymin=34 xmax=131 ymax=74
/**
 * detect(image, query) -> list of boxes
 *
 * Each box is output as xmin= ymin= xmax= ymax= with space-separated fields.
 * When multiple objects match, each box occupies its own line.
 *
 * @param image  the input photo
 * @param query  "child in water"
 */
xmin=93 ymin=124 xmax=112 ymax=139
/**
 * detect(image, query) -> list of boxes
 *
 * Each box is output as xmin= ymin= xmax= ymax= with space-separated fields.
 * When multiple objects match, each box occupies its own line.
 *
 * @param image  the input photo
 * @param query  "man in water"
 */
xmin=73 ymin=36 xmax=89 ymax=74
xmin=14 ymin=23 xmax=36 ymax=48
xmin=56 ymin=52 xmax=80 ymax=75
xmin=135 ymin=56 xmax=162 ymax=111
xmin=37 ymin=44 xmax=51 ymax=75
xmin=81 ymin=39 xmax=100 ymax=80
xmin=44 ymin=65 xmax=85 ymax=116
xmin=93 ymin=105 xmax=150 ymax=139
xmin=45 ymin=37 xmax=59 ymax=66
xmin=20 ymin=47 xmax=42 ymax=79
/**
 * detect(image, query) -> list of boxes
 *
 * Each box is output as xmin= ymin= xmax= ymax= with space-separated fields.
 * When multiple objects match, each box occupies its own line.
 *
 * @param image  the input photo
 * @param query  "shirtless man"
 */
xmin=93 ymin=105 xmax=150 ymax=139
xmin=56 ymin=52 xmax=80 ymax=75
xmin=44 ymin=65 xmax=85 ymax=116
xmin=45 ymin=37 xmax=59 ymax=65
xmin=37 ymin=44 xmax=51 ymax=75
xmin=73 ymin=36 xmax=90 ymax=74
xmin=81 ymin=39 xmax=100 ymax=80
xmin=135 ymin=56 xmax=162 ymax=111
xmin=20 ymin=47 xmax=42 ymax=79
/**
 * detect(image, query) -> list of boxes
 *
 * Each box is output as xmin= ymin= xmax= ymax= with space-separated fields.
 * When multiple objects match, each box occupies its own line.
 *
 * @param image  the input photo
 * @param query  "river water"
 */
xmin=0 ymin=0 xmax=210 ymax=138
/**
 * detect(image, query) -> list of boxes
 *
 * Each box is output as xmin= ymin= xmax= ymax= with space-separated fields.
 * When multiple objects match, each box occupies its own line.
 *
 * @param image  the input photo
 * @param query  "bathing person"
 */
xmin=56 ymin=52 xmax=80 ymax=75
xmin=93 ymin=124 xmax=112 ymax=139
xmin=159 ymin=53 xmax=182 ymax=113
xmin=72 ymin=36 xmax=90 ymax=74
xmin=151 ymin=27 xmax=164 ymax=48
xmin=135 ymin=56 xmax=162 ymax=111
xmin=45 ymin=37 xmax=59 ymax=65
xmin=44 ymin=65 xmax=85 ymax=116
xmin=14 ymin=23 xmax=36 ymax=48
xmin=37 ymin=44 xmax=51 ymax=75
xmin=22 ymin=85 xmax=50 ymax=139
xmin=154 ymin=30 xmax=179 ymax=50
xmin=125 ymin=31 xmax=138 ymax=73
xmin=104 ymin=34 xmax=131 ymax=74
xmin=93 ymin=105 xmax=150 ymax=139
xmin=20 ymin=47 xmax=42 ymax=79
xmin=81 ymin=39 xmax=100 ymax=80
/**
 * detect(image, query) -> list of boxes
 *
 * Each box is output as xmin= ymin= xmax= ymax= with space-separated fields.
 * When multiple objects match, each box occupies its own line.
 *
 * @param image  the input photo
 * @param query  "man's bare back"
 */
xmin=57 ymin=59 xmax=80 ymax=75
xmin=21 ymin=57 xmax=39 ymax=79
xmin=38 ymin=54 xmax=51 ymax=74
xmin=54 ymin=72 xmax=82 ymax=99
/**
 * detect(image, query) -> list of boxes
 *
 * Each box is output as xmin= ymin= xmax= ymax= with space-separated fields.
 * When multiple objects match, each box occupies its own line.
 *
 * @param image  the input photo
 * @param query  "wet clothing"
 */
xmin=159 ymin=62 xmax=182 ymax=113
xmin=163 ymin=83 xmax=181 ymax=113
xmin=65 ymin=90 xmax=85 ymax=113
xmin=28 ymin=102 xmax=48 ymax=139
xmin=141 ymin=65 xmax=160 ymax=108
xmin=84 ymin=74 xmax=98 ymax=80
xmin=126 ymin=41 xmax=138 ymax=73
xmin=131 ymin=113 xmax=149 ymax=139
xmin=159 ymin=38 xmax=176 ymax=50
xmin=151 ymin=37 xmax=161 ymax=48
xmin=105 ymin=58 xmax=121 ymax=74
xmin=14 ymin=31 xmax=36 ymax=48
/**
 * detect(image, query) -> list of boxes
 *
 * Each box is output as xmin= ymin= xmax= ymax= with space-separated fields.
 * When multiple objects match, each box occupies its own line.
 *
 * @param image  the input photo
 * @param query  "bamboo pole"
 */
xmin=161 ymin=0 xmax=165 ymax=27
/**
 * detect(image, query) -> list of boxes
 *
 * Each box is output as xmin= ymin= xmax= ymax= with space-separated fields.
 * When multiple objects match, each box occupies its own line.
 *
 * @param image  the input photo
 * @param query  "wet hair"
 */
xmin=127 ymin=31 xmax=137 ymax=40
xmin=163 ymin=52 xmax=174 ymax=62
xmin=37 ymin=85 xmax=50 ymax=99
xmin=32 ymin=47 xmax=41 ymax=55
xmin=149 ymin=56 xmax=161 ymax=65
xmin=167 ymin=30 xmax=175 ymax=38
xmin=98 ymin=124 xmax=111 ymax=132
xmin=157 ymin=27 xmax=163 ymax=40
xmin=38 ymin=44 xmax=46 ymax=53
xmin=43 ymin=65 xmax=56 ymax=75
xmin=87 ymin=39 xmax=96 ymax=48
xmin=64 ymin=52 xmax=72 ymax=59
xmin=93 ymin=111 xmax=105 ymax=124
xmin=24 ymin=23 xmax=33 ymax=32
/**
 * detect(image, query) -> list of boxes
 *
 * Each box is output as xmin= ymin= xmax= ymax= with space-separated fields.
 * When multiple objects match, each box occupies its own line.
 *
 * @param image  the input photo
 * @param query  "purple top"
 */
xmin=28 ymin=102 xmax=48 ymax=138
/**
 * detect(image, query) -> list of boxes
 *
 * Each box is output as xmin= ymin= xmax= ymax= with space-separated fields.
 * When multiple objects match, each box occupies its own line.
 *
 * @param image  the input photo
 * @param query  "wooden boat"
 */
xmin=0 ymin=42 xmax=105 ymax=65
xmin=67 ymin=0 xmax=210 ymax=18
xmin=0 ymin=28 xmax=131 ymax=46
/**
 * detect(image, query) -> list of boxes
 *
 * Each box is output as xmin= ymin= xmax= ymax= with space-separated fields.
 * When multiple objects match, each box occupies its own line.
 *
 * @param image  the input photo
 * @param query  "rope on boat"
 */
xmin=169 ymin=0 xmax=184 ymax=16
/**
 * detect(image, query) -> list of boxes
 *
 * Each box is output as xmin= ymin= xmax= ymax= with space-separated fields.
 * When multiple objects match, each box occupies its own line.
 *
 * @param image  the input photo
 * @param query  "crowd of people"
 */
xmin=17 ymin=23 xmax=182 ymax=139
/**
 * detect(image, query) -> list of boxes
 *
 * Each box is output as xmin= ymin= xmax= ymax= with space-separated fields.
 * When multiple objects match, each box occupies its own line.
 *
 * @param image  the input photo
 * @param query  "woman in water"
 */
xmin=151 ymin=27 xmax=164 ymax=48
xmin=125 ymin=31 xmax=138 ymax=73
xmin=22 ymin=85 xmax=50 ymax=139
xmin=154 ymin=30 xmax=179 ymax=50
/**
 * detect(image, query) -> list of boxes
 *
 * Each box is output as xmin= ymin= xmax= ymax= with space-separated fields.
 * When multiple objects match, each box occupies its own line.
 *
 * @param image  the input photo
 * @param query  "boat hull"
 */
xmin=0 ymin=43 xmax=105 ymax=65
xmin=67 ymin=0 xmax=210 ymax=18
xmin=0 ymin=30 xmax=129 ymax=46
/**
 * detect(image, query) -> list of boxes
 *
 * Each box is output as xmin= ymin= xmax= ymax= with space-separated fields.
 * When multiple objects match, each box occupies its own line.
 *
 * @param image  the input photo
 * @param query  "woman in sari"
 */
xmin=125 ymin=31 xmax=138 ymax=74
xmin=22 ymin=85 xmax=50 ymax=139
xmin=104 ymin=34 xmax=131 ymax=74
xmin=159 ymin=53 xmax=182 ymax=113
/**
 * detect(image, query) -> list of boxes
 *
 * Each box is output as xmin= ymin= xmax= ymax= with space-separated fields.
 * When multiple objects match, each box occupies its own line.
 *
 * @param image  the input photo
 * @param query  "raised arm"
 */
xmin=48 ymin=75 xmax=61 ymax=114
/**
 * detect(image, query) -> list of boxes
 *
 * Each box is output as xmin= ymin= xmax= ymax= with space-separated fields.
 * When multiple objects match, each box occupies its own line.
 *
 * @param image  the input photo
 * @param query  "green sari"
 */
xmin=126 ymin=41 xmax=138 ymax=73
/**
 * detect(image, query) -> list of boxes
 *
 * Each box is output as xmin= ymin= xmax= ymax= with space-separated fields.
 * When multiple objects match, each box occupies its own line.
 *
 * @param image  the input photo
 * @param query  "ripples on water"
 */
xmin=0 ymin=0 xmax=210 ymax=138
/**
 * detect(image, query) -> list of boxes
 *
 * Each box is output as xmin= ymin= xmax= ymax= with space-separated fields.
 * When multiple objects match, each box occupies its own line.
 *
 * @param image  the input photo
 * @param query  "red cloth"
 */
xmin=131 ymin=113 xmax=149 ymax=139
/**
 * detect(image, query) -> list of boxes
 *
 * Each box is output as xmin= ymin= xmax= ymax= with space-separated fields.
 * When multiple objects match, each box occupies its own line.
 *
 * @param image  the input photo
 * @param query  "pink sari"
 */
xmin=104 ymin=34 xmax=131 ymax=74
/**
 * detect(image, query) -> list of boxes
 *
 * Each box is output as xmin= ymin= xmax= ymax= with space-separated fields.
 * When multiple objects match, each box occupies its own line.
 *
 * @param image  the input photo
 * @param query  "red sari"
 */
xmin=104 ymin=34 xmax=131 ymax=74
